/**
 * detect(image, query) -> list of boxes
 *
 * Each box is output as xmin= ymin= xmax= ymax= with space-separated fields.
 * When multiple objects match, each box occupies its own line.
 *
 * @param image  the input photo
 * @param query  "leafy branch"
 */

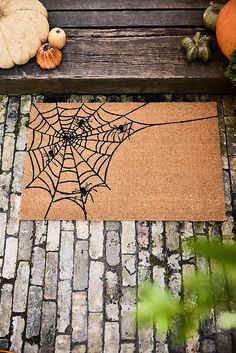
xmin=137 ymin=237 xmax=236 ymax=343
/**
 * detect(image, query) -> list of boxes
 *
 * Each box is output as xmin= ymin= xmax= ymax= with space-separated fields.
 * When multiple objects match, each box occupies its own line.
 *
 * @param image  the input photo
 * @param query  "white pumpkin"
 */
xmin=48 ymin=28 xmax=67 ymax=49
xmin=0 ymin=0 xmax=49 ymax=69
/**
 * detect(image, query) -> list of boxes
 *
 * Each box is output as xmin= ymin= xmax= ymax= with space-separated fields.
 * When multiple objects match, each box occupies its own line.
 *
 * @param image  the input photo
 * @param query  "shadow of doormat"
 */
xmin=20 ymin=102 xmax=226 ymax=221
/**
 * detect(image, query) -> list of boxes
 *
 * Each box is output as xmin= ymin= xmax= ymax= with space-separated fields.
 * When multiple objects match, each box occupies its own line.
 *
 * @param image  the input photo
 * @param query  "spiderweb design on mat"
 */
xmin=26 ymin=103 xmax=217 ymax=220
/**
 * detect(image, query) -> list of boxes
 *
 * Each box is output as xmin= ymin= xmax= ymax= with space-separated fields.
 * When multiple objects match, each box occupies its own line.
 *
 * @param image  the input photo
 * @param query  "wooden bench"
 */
xmin=0 ymin=0 xmax=235 ymax=95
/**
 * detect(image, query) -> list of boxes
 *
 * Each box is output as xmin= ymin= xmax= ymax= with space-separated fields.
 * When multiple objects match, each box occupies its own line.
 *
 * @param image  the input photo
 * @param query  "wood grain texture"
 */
xmin=42 ymin=0 xmax=214 ymax=10
xmin=0 ymin=29 xmax=234 ymax=95
xmin=48 ymin=10 xmax=204 ymax=28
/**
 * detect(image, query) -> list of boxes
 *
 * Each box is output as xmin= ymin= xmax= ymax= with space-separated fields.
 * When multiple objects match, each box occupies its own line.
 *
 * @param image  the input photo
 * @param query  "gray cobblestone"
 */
xmin=122 ymin=254 xmax=136 ymax=287
xmin=121 ymin=221 xmax=136 ymax=254
xmin=138 ymin=325 xmax=154 ymax=353
xmin=57 ymin=280 xmax=72 ymax=333
xmin=32 ymin=95 xmax=44 ymax=104
xmin=24 ymin=343 xmax=39 ymax=353
xmin=153 ymin=266 xmax=165 ymax=289
xmin=12 ymin=151 xmax=25 ymax=192
xmin=21 ymin=95 xmax=32 ymax=115
xmin=151 ymin=221 xmax=164 ymax=260
xmin=106 ymin=230 xmax=120 ymax=267
xmin=222 ymin=216 xmax=234 ymax=241
xmin=165 ymin=222 xmax=180 ymax=252
xmin=104 ymin=322 xmax=119 ymax=353
xmin=0 ymin=258 xmax=2 ymax=277
xmin=105 ymin=270 xmax=119 ymax=321
xmin=44 ymin=252 xmax=58 ymax=300
xmin=2 ymin=236 xmax=18 ymax=279
xmin=47 ymin=221 xmax=60 ymax=251
xmin=26 ymin=286 xmax=43 ymax=339
xmin=0 ymin=95 xmax=8 ymax=123
xmin=72 ymin=345 xmax=86 ymax=353
xmin=55 ymin=335 xmax=71 ymax=353
xmin=40 ymin=301 xmax=57 ymax=353
xmin=73 ymin=240 xmax=88 ymax=291
xmin=168 ymin=272 xmax=182 ymax=298
xmin=72 ymin=292 xmax=87 ymax=343
xmin=0 ymin=284 xmax=13 ymax=336
xmin=88 ymin=313 xmax=103 ymax=353
xmin=136 ymin=221 xmax=150 ymax=249
xmin=120 ymin=343 xmax=135 ymax=353
xmin=138 ymin=250 xmax=151 ymax=283
xmin=121 ymin=287 xmax=136 ymax=340
xmin=2 ymin=133 xmax=15 ymax=171
xmin=0 ymin=172 xmax=11 ymax=211
xmin=7 ymin=194 xmax=21 ymax=235
xmin=230 ymin=155 xmax=236 ymax=192
xmin=220 ymin=131 xmax=229 ymax=169
xmin=35 ymin=221 xmax=47 ymax=246
xmin=60 ymin=230 xmax=74 ymax=280
xmin=68 ymin=95 xmax=82 ymax=103
xmin=0 ymin=123 xmax=4 ymax=145
xmin=88 ymin=261 xmax=104 ymax=312
xmin=13 ymin=261 xmax=30 ymax=312
xmin=224 ymin=170 xmax=232 ymax=212
xmin=155 ymin=342 xmax=169 ymax=353
xmin=6 ymin=96 xmax=20 ymax=133
xmin=76 ymin=221 xmax=89 ymax=239
xmin=105 ymin=221 xmax=120 ymax=231
xmin=201 ymin=339 xmax=216 ymax=353
xmin=10 ymin=316 xmax=25 ymax=353
xmin=167 ymin=253 xmax=181 ymax=271
xmin=18 ymin=221 xmax=33 ymax=261
xmin=31 ymin=246 xmax=45 ymax=286
xmin=16 ymin=114 xmax=29 ymax=151
xmin=0 ymin=212 xmax=6 ymax=256
xmin=61 ymin=220 xmax=74 ymax=231
xmin=89 ymin=221 xmax=104 ymax=259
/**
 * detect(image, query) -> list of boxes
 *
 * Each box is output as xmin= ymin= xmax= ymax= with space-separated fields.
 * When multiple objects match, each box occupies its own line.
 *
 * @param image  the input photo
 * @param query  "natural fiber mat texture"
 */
xmin=20 ymin=102 xmax=226 ymax=221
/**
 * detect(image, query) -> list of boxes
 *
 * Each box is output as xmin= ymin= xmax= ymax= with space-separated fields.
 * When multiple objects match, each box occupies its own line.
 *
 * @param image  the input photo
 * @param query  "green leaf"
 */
xmin=137 ymin=283 xmax=181 ymax=333
xmin=218 ymin=312 xmax=236 ymax=329
xmin=185 ymin=237 xmax=236 ymax=266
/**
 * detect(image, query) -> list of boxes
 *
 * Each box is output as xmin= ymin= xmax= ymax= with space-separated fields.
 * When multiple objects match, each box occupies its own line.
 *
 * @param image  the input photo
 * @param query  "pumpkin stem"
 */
xmin=210 ymin=1 xmax=221 ymax=12
xmin=43 ymin=43 xmax=52 ymax=51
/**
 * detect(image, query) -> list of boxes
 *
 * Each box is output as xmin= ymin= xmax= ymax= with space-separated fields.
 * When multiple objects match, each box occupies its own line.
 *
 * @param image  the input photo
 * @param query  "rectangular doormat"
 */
xmin=20 ymin=102 xmax=226 ymax=221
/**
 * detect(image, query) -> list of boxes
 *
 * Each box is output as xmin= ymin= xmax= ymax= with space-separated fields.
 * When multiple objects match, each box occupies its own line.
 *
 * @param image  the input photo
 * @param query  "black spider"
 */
xmin=43 ymin=146 xmax=63 ymax=167
xmin=72 ymin=182 xmax=97 ymax=203
xmin=111 ymin=122 xmax=131 ymax=140
xmin=48 ymin=149 xmax=55 ymax=158
xmin=74 ymin=117 xmax=91 ymax=130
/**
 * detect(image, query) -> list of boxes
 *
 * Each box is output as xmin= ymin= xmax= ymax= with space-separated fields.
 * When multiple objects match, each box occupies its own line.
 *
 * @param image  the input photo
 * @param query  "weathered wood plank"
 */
xmin=0 ymin=29 xmax=234 ymax=94
xmin=42 ymin=0 xmax=213 ymax=10
xmin=48 ymin=10 xmax=204 ymax=28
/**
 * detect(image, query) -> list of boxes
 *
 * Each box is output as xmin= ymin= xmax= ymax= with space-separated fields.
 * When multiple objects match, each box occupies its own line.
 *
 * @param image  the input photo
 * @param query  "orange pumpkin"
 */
xmin=216 ymin=0 xmax=236 ymax=58
xmin=36 ymin=43 xmax=62 ymax=70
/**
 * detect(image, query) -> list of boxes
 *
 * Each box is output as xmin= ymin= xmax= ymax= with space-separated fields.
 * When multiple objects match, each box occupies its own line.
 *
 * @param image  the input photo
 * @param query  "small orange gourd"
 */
xmin=216 ymin=0 xmax=236 ymax=58
xmin=36 ymin=43 xmax=62 ymax=70
xmin=48 ymin=28 xmax=67 ymax=49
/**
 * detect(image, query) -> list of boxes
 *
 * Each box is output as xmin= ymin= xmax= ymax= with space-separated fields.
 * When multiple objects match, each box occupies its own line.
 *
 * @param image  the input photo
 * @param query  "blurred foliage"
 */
xmin=225 ymin=49 xmax=236 ymax=86
xmin=137 ymin=236 xmax=236 ymax=343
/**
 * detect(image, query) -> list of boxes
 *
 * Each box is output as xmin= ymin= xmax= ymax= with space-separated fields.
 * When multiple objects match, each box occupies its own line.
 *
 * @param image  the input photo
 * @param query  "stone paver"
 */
xmin=0 ymin=94 xmax=235 ymax=353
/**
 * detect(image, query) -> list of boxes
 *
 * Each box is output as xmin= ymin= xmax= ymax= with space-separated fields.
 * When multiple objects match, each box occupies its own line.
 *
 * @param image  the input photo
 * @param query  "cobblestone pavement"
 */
xmin=0 ymin=94 xmax=235 ymax=353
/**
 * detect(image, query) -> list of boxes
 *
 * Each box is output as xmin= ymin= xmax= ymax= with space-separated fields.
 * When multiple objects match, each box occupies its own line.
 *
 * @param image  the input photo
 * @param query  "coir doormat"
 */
xmin=20 ymin=102 xmax=226 ymax=221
